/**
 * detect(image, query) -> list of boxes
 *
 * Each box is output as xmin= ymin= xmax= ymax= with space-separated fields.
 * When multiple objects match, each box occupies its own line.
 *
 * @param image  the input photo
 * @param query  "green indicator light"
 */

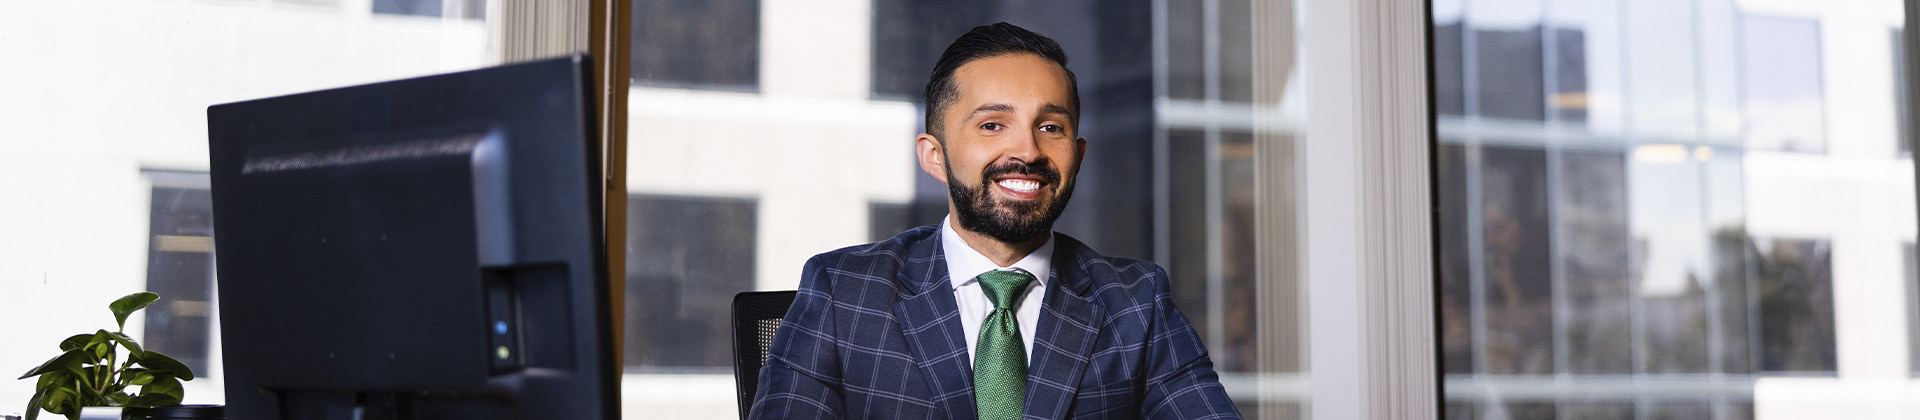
xmin=496 ymin=346 xmax=511 ymax=360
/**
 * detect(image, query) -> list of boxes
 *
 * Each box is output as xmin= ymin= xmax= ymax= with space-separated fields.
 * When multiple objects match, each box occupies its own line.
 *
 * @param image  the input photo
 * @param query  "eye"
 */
xmin=980 ymin=122 xmax=1004 ymax=131
xmin=1039 ymin=124 xmax=1064 ymax=134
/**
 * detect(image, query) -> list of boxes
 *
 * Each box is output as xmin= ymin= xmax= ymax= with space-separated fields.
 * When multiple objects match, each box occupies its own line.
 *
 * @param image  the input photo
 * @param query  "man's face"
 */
xmin=919 ymin=53 xmax=1085 ymax=244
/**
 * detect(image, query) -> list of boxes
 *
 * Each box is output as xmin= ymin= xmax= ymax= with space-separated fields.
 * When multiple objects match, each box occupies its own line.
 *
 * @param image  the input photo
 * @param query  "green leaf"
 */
xmin=134 ymin=351 xmax=194 ymax=381
xmin=85 ymin=330 xmax=113 ymax=360
xmin=125 ymin=370 xmax=154 ymax=386
xmin=44 ymin=386 xmax=79 ymax=415
xmin=57 ymin=334 xmax=92 ymax=352
xmin=105 ymin=332 xmax=143 ymax=356
xmin=108 ymin=292 xmax=159 ymax=331
xmin=138 ymin=376 xmax=183 ymax=400
xmin=104 ymin=391 xmax=131 ymax=407
xmin=18 ymin=349 xmax=87 ymax=380
xmin=25 ymin=388 xmax=44 ymax=420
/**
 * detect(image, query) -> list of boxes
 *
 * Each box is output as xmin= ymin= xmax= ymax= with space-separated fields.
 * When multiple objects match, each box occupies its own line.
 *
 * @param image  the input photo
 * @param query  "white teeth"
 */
xmin=997 ymin=179 xmax=1040 ymax=193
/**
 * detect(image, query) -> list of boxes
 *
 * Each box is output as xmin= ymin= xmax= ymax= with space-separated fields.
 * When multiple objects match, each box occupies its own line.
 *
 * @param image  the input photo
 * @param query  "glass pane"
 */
xmin=1623 ymin=0 xmax=1699 ymax=140
xmin=630 ymin=0 xmax=760 ymax=91
xmin=1564 ymin=402 xmax=1634 ymax=420
xmin=1219 ymin=0 xmax=1255 ymax=103
xmin=622 ymin=1 xmax=1303 ymax=416
xmin=1753 ymin=238 xmax=1837 ymax=373
xmin=623 ymin=195 xmax=756 ymax=369
xmin=1167 ymin=0 xmax=1205 ymax=100
xmin=1170 ymin=128 xmax=1211 ymax=344
xmin=869 ymin=1 xmax=999 ymax=100
xmin=1436 ymin=20 xmax=1469 ymax=117
xmin=1740 ymin=15 xmax=1826 ymax=153
xmin=1480 ymin=146 xmax=1554 ymax=375
xmin=1561 ymin=150 xmax=1631 ymax=374
xmin=143 ymin=183 xmax=216 ymax=376
xmin=1438 ymin=144 xmax=1477 ymax=374
xmin=1436 ymin=0 xmax=1906 ymax=416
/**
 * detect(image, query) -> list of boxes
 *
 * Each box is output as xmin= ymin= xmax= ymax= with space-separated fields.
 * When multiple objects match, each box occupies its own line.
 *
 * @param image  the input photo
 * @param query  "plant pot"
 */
xmin=145 ymin=405 xmax=224 ymax=420
xmin=75 ymin=406 xmax=150 ymax=420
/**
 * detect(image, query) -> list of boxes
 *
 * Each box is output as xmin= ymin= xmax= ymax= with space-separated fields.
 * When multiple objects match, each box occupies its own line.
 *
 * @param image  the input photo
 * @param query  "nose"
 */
xmin=1003 ymin=126 xmax=1042 ymax=163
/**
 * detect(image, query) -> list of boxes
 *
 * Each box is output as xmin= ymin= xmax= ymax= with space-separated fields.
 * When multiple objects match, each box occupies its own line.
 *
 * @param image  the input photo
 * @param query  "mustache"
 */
xmin=981 ymin=159 xmax=1061 ymax=186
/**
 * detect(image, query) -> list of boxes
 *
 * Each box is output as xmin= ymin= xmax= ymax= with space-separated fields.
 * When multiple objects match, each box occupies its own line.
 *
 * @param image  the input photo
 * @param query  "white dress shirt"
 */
xmin=941 ymin=217 xmax=1051 ymax=368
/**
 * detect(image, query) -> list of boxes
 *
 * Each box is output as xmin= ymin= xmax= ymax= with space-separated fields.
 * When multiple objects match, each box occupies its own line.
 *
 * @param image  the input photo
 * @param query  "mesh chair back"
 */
xmin=731 ymin=290 xmax=797 ymax=420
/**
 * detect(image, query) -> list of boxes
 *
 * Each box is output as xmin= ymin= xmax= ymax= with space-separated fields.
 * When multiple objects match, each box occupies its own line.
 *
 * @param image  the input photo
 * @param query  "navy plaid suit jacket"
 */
xmin=750 ymin=226 xmax=1241 ymax=419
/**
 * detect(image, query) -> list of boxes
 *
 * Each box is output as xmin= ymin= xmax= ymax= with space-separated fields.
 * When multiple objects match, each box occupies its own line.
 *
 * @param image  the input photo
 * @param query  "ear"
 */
xmin=917 ymin=133 xmax=950 ymax=184
xmin=1071 ymin=136 xmax=1088 ymax=174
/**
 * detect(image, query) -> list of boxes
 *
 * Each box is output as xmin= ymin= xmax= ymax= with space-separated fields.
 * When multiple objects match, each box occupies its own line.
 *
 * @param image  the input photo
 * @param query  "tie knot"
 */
xmin=977 ymin=270 xmax=1034 ymax=310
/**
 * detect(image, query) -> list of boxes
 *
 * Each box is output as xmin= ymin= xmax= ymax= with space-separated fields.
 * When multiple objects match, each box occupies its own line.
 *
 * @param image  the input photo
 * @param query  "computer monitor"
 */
xmin=207 ymin=55 xmax=615 ymax=419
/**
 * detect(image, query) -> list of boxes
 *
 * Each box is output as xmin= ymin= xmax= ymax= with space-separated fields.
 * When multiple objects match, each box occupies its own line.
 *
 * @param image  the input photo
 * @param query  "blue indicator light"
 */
xmin=494 ymin=321 xmax=508 ymax=335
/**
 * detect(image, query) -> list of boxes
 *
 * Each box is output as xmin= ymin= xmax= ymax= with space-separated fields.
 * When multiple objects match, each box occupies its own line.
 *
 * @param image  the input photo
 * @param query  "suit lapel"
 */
xmin=892 ymin=231 xmax=978 ymax=420
xmin=1024 ymin=235 xmax=1104 ymax=420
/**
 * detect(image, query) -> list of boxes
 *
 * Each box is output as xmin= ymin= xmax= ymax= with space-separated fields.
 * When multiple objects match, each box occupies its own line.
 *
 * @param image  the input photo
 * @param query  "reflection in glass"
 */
xmin=629 ymin=0 xmax=761 ymax=91
xmin=1480 ymin=147 xmax=1554 ymax=375
xmin=1438 ymin=144 xmax=1477 ymax=374
xmin=1752 ymin=238 xmax=1836 ymax=373
xmin=143 ymin=182 xmax=216 ymax=376
xmin=1561 ymin=151 xmax=1630 ymax=374
xmin=623 ymin=195 xmax=756 ymax=369
xmin=1435 ymin=0 xmax=1899 ymax=416
xmin=1740 ymin=15 xmax=1826 ymax=153
xmin=1623 ymin=0 xmax=1699 ymax=140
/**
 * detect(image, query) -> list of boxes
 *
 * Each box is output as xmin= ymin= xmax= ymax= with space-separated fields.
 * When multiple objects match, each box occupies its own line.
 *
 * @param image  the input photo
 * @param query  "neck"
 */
xmin=948 ymin=214 xmax=1048 ymax=267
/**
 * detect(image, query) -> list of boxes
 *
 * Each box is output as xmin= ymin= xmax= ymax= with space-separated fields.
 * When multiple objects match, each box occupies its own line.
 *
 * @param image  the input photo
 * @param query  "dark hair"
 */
xmin=923 ymin=22 xmax=1080 ymax=138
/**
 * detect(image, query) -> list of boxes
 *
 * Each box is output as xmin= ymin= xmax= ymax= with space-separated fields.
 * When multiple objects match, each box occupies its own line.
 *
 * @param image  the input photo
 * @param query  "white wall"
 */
xmin=0 ymin=0 xmax=486 ymax=414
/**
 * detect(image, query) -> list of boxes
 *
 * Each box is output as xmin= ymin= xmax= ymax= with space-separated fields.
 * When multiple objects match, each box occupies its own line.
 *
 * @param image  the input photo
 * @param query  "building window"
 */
xmin=623 ymin=194 xmax=756 ymax=370
xmin=868 ymin=1 xmax=999 ymax=101
xmin=1753 ymin=238 xmax=1836 ymax=373
xmin=141 ymin=171 xmax=216 ymax=376
xmin=629 ymin=0 xmax=760 ymax=91
xmin=1433 ymin=1 xmax=1866 ymax=415
xmin=1740 ymin=14 xmax=1825 ymax=153
xmin=372 ymin=0 xmax=485 ymax=19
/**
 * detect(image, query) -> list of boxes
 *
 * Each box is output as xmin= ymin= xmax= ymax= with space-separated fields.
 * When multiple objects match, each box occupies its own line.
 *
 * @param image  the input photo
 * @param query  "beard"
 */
xmin=945 ymin=155 xmax=1075 ymax=244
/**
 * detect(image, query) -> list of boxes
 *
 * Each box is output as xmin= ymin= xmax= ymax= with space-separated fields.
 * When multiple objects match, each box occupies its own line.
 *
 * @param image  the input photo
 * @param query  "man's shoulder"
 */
xmin=1050 ymin=232 xmax=1170 ymax=298
xmin=797 ymin=225 xmax=941 ymax=294
xmin=809 ymin=224 xmax=940 ymax=265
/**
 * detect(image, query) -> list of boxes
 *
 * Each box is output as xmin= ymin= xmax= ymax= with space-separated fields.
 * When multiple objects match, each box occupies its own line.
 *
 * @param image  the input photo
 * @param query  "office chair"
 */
xmin=731 ymin=290 xmax=797 ymax=420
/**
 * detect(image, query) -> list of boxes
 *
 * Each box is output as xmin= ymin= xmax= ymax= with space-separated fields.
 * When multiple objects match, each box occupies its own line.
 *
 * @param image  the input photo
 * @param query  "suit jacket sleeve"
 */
xmin=1140 ymin=265 xmax=1242 ymax=419
xmin=749 ymin=255 xmax=846 ymax=419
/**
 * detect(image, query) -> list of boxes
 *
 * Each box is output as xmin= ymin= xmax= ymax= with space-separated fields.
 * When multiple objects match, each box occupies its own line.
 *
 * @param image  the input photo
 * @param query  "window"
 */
xmin=372 ymin=0 xmax=484 ymax=19
xmin=1740 ymin=15 xmax=1826 ymax=153
xmin=869 ymin=1 xmax=999 ymax=101
xmin=622 ymin=194 xmax=756 ymax=370
xmin=1433 ymin=0 xmax=1910 ymax=416
xmin=629 ymin=0 xmax=760 ymax=91
xmin=1752 ymin=238 xmax=1836 ymax=373
xmin=141 ymin=171 xmax=216 ymax=376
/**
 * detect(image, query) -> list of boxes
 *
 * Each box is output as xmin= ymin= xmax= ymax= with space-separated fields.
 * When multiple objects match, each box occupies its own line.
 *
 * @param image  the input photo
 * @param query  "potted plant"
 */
xmin=17 ymin=292 xmax=196 ymax=420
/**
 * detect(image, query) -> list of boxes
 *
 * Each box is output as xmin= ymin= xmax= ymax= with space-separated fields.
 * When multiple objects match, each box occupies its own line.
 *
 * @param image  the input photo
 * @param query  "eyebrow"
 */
xmin=964 ymin=103 xmax=1075 ymax=121
xmin=965 ymin=103 xmax=1015 ymax=121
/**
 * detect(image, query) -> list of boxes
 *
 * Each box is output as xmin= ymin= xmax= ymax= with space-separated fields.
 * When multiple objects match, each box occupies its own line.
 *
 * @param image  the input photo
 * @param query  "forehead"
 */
xmin=948 ymin=53 xmax=1074 ymax=116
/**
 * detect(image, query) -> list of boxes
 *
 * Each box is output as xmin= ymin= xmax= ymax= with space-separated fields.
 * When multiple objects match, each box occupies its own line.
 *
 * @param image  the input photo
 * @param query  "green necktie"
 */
xmin=974 ymin=270 xmax=1034 ymax=420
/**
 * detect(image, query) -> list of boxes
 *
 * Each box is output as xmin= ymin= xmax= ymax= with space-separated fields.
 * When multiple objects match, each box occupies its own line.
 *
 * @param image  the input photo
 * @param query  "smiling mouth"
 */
xmin=996 ymin=178 xmax=1042 ymax=193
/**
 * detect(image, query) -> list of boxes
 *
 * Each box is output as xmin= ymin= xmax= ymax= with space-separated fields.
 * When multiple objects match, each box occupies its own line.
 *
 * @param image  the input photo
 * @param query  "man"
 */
xmin=751 ymin=22 xmax=1240 ymax=420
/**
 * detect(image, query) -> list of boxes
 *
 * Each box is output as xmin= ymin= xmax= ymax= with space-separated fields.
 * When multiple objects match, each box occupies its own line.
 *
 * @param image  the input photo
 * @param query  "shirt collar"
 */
xmin=942 ymin=216 xmax=1053 ymax=290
